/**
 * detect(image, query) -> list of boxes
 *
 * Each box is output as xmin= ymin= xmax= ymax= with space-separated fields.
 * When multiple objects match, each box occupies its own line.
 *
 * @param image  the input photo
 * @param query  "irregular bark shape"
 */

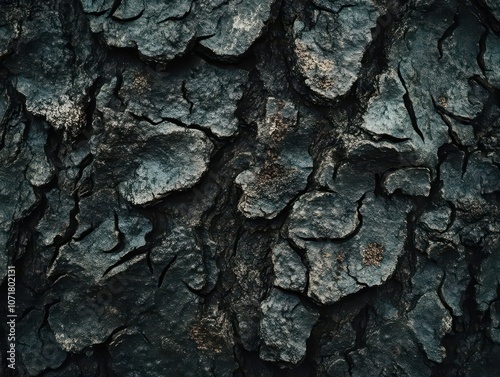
xmin=116 ymin=123 xmax=213 ymax=205
xmin=302 ymin=194 xmax=411 ymax=305
xmin=260 ymin=289 xmax=319 ymax=364
xmin=236 ymin=97 xmax=313 ymax=219
xmin=271 ymin=242 xmax=307 ymax=292
xmin=83 ymin=0 xmax=275 ymax=62
xmin=291 ymin=0 xmax=379 ymax=102
xmin=1 ymin=0 xmax=500 ymax=375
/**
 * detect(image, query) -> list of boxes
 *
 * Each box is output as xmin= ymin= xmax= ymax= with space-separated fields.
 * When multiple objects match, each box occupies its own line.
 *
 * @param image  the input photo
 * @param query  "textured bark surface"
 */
xmin=1 ymin=0 xmax=500 ymax=376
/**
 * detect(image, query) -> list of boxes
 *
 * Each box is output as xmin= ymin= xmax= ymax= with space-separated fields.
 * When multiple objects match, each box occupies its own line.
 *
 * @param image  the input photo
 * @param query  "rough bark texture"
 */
xmin=1 ymin=0 xmax=500 ymax=376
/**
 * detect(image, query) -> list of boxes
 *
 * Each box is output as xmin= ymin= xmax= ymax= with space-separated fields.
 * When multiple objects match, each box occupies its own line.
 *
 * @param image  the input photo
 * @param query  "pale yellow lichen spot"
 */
xmin=294 ymin=40 xmax=335 ymax=94
xmin=362 ymin=243 xmax=384 ymax=267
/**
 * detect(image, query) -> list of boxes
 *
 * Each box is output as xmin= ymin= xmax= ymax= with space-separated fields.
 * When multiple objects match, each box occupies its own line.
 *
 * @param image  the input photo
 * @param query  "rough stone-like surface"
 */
xmin=236 ymin=97 xmax=313 ymax=219
xmin=383 ymin=167 xmax=432 ymax=196
xmin=408 ymin=292 xmax=453 ymax=362
xmin=476 ymin=236 xmax=500 ymax=312
xmin=298 ymin=194 xmax=411 ymax=305
xmin=287 ymin=191 xmax=360 ymax=245
xmin=271 ymin=242 xmax=307 ymax=292
xmin=484 ymin=33 xmax=500 ymax=88
xmin=350 ymin=321 xmax=432 ymax=376
xmin=291 ymin=0 xmax=379 ymax=102
xmin=362 ymin=69 xmax=414 ymax=140
xmin=260 ymin=289 xmax=319 ymax=364
xmin=2 ymin=0 xmax=500 ymax=376
xmin=119 ymin=61 xmax=248 ymax=137
xmin=329 ymin=140 xmax=413 ymax=199
xmin=83 ymin=0 xmax=275 ymax=62
xmin=18 ymin=309 xmax=66 ymax=375
xmin=419 ymin=204 xmax=453 ymax=233
xmin=115 ymin=123 xmax=213 ymax=205
xmin=440 ymin=148 xmax=500 ymax=204
xmin=35 ymin=189 xmax=74 ymax=246
xmin=6 ymin=2 xmax=99 ymax=136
